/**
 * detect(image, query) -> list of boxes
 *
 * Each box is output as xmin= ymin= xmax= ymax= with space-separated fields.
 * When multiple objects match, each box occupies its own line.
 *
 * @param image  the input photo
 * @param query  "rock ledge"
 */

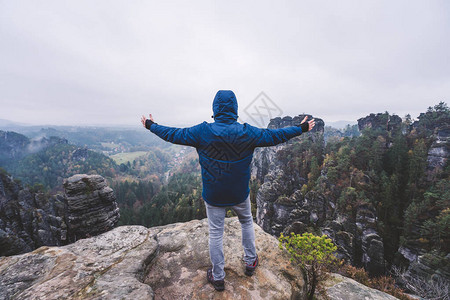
xmin=1 ymin=218 xmax=305 ymax=300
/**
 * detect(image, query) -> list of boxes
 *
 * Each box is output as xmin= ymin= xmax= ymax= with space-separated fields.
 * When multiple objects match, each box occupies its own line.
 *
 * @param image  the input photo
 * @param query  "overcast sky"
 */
xmin=1 ymin=1 xmax=449 ymax=127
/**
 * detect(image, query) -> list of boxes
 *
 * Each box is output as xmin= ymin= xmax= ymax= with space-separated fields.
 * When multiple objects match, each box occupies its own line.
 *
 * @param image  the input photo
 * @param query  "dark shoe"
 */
xmin=207 ymin=268 xmax=225 ymax=291
xmin=245 ymin=254 xmax=259 ymax=276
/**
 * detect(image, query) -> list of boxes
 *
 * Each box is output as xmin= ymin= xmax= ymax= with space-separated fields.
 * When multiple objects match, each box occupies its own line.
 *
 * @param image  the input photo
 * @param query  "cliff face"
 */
xmin=0 ymin=173 xmax=119 ymax=256
xmin=0 ymin=172 xmax=66 ymax=256
xmin=253 ymin=114 xmax=386 ymax=276
xmin=410 ymin=107 xmax=450 ymax=177
xmin=425 ymin=125 xmax=449 ymax=177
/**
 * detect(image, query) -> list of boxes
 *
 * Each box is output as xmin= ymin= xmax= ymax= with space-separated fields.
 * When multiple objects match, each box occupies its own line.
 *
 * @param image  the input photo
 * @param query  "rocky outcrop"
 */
xmin=64 ymin=174 xmax=120 ymax=243
xmin=357 ymin=113 xmax=402 ymax=132
xmin=71 ymin=148 xmax=89 ymax=161
xmin=256 ymin=169 xmax=386 ymax=275
xmin=0 ymin=173 xmax=119 ymax=256
xmin=251 ymin=114 xmax=325 ymax=184
xmin=268 ymin=114 xmax=325 ymax=131
xmin=407 ymin=251 xmax=450 ymax=281
xmin=322 ymin=204 xmax=385 ymax=276
xmin=256 ymin=170 xmax=333 ymax=237
xmin=426 ymin=125 xmax=449 ymax=176
xmin=356 ymin=205 xmax=385 ymax=275
xmin=395 ymin=248 xmax=450 ymax=290
xmin=0 ymin=218 xmax=307 ymax=300
xmin=412 ymin=106 xmax=450 ymax=178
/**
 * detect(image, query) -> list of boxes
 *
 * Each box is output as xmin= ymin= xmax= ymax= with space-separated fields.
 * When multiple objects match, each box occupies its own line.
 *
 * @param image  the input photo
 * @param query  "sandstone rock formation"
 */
xmin=357 ymin=113 xmax=402 ymax=133
xmin=268 ymin=114 xmax=325 ymax=132
xmin=256 ymin=170 xmax=333 ymax=236
xmin=251 ymin=114 xmax=325 ymax=183
xmin=0 ymin=173 xmax=119 ymax=256
xmin=0 ymin=217 xmax=307 ymax=300
xmin=395 ymin=247 xmax=450 ymax=293
xmin=64 ymin=174 xmax=120 ymax=243
xmin=426 ymin=125 xmax=449 ymax=177
xmin=323 ymin=204 xmax=385 ymax=276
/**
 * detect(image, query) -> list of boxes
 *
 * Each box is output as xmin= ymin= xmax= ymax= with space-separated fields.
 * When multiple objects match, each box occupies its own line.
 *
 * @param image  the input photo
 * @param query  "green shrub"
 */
xmin=279 ymin=232 xmax=338 ymax=300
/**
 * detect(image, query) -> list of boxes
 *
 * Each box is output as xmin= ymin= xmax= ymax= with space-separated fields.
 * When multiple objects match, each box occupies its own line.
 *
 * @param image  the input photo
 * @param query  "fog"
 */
xmin=1 ymin=0 xmax=449 ymax=127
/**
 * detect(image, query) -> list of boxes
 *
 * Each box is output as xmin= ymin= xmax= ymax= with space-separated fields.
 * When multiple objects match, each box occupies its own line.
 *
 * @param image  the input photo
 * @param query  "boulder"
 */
xmin=322 ymin=273 xmax=399 ymax=300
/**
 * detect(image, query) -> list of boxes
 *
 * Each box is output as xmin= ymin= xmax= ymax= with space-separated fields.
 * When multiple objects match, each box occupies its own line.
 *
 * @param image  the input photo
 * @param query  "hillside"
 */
xmin=0 ymin=131 xmax=118 ymax=190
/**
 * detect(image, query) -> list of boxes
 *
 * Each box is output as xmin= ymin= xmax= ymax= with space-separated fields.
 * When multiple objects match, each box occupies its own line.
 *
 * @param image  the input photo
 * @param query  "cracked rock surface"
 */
xmin=0 ymin=217 xmax=306 ymax=300
xmin=0 ymin=225 xmax=156 ymax=300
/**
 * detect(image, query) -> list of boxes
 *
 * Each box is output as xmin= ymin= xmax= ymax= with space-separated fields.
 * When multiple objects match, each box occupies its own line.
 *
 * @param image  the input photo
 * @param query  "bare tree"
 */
xmin=391 ymin=266 xmax=449 ymax=300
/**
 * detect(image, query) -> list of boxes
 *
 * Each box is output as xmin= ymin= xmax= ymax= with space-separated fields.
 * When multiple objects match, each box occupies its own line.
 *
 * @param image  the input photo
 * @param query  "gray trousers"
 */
xmin=205 ymin=195 xmax=257 ymax=281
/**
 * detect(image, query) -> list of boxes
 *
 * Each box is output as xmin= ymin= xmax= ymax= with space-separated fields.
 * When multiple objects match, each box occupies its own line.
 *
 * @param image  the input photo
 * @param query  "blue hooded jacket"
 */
xmin=148 ymin=90 xmax=305 ymax=206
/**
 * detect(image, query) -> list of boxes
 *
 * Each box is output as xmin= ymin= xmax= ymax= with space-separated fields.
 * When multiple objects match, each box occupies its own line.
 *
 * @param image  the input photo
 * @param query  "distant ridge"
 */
xmin=0 ymin=119 xmax=29 ymax=127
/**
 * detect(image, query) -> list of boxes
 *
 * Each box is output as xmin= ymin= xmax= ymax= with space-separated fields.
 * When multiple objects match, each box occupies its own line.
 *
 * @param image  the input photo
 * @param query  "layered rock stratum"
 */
xmin=64 ymin=174 xmax=120 ymax=243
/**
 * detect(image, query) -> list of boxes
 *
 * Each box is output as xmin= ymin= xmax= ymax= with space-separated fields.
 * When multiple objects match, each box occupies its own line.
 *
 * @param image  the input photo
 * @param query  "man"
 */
xmin=141 ymin=90 xmax=315 ymax=291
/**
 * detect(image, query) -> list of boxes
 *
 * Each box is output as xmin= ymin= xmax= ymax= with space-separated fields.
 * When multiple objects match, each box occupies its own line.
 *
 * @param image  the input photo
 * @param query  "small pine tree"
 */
xmin=279 ymin=232 xmax=338 ymax=300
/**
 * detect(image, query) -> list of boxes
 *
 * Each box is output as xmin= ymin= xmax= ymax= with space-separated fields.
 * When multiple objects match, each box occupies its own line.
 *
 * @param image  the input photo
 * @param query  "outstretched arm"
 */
xmin=251 ymin=116 xmax=316 ymax=147
xmin=141 ymin=114 xmax=202 ymax=147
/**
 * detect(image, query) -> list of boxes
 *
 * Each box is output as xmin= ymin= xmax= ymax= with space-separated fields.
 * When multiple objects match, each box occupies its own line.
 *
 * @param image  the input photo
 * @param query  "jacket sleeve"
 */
xmin=148 ymin=122 xmax=203 ymax=147
xmin=248 ymin=125 xmax=304 ymax=148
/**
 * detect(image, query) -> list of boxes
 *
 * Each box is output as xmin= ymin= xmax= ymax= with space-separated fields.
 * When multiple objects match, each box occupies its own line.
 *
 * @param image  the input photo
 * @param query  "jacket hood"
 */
xmin=212 ymin=90 xmax=238 ymax=123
